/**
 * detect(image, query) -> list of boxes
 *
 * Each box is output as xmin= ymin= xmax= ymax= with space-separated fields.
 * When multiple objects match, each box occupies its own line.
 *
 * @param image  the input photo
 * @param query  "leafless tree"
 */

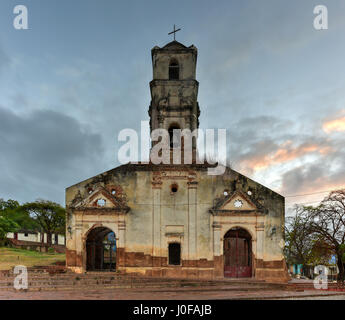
xmin=300 ymin=189 xmax=345 ymax=282
xmin=285 ymin=208 xmax=317 ymax=266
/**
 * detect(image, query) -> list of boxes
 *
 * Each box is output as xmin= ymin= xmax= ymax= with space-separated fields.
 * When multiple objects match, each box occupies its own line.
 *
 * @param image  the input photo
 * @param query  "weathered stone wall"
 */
xmin=65 ymin=164 xmax=288 ymax=281
xmin=149 ymin=42 xmax=200 ymax=148
xmin=152 ymin=49 xmax=197 ymax=80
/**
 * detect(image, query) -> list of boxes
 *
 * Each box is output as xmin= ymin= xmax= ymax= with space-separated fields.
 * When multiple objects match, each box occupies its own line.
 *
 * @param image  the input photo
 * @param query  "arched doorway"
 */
xmin=86 ymin=227 xmax=116 ymax=271
xmin=224 ymin=227 xmax=252 ymax=278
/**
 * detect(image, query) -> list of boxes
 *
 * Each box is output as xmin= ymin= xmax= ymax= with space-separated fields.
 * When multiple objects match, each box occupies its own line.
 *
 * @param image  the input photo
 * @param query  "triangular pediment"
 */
xmin=222 ymin=194 xmax=256 ymax=211
xmin=72 ymin=187 xmax=128 ymax=211
xmin=214 ymin=190 xmax=261 ymax=212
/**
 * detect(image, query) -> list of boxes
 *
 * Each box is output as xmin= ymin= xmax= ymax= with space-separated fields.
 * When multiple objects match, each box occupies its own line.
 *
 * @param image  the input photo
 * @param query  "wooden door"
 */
xmin=224 ymin=229 xmax=252 ymax=278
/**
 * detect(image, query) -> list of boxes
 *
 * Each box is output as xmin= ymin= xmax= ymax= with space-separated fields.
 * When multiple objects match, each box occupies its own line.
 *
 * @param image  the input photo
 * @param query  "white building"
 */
xmin=7 ymin=230 xmax=65 ymax=246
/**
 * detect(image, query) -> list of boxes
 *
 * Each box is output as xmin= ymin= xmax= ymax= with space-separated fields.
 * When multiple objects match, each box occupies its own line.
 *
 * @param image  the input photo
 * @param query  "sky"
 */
xmin=0 ymin=0 xmax=344 ymax=212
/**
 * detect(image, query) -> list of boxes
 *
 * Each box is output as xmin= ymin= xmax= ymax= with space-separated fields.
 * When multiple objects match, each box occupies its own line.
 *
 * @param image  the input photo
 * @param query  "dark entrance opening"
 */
xmin=86 ymin=227 xmax=116 ymax=271
xmin=224 ymin=227 xmax=252 ymax=278
xmin=169 ymin=60 xmax=179 ymax=80
xmin=168 ymin=243 xmax=181 ymax=265
xmin=168 ymin=124 xmax=181 ymax=148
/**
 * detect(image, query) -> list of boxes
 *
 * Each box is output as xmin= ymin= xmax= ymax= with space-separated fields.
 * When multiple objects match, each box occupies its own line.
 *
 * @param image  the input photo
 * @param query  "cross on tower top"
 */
xmin=168 ymin=24 xmax=181 ymax=41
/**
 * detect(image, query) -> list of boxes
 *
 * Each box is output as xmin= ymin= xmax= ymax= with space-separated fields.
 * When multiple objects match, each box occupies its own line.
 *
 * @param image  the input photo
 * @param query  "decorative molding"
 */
xmin=211 ymin=189 xmax=267 ymax=215
xmin=118 ymin=221 xmax=126 ymax=230
xmin=218 ymin=221 xmax=258 ymax=225
xmin=212 ymin=222 xmax=221 ymax=229
xmin=75 ymin=209 xmax=128 ymax=215
xmin=210 ymin=210 xmax=263 ymax=216
xmin=187 ymin=181 xmax=198 ymax=189
xmin=165 ymin=232 xmax=184 ymax=237
xmin=70 ymin=186 xmax=129 ymax=213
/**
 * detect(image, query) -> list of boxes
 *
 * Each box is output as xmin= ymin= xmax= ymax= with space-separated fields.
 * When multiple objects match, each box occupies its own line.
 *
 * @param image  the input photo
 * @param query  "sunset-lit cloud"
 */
xmin=281 ymin=163 xmax=345 ymax=201
xmin=1 ymin=1 xmax=345 ymax=206
xmin=323 ymin=116 xmax=345 ymax=133
xmin=237 ymin=141 xmax=331 ymax=173
xmin=228 ymin=112 xmax=344 ymax=210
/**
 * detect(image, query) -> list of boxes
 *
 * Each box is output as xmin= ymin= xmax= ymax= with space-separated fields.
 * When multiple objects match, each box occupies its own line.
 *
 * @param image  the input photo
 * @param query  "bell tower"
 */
xmin=148 ymin=40 xmax=200 ymax=157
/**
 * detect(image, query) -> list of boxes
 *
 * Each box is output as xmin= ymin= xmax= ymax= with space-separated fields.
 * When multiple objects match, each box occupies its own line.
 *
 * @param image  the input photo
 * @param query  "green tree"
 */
xmin=0 ymin=199 xmax=20 ymax=211
xmin=21 ymin=200 xmax=65 ymax=246
xmin=0 ymin=198 xmax=38 ymax=231
xmin=0 ymin=216 xmax=19 ymax=245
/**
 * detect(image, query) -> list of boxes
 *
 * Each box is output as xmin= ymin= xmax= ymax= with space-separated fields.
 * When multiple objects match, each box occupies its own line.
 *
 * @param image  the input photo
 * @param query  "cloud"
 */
xmin=323 ymin=116 xmax=345 ymax=133
xmin=228 ymin=116 xmax=294 ymax=174
xmin=226 ymin=114 xmax=345 ymax=201
xmin=1 ymin=0 xmax=344 ymax=208
xmin=0 ymin=107 xmax=105 ymax=204
xmin=0 ymin=53 xmax=150 ymax=205
xmin=0 ymin=44 xmax=10 ymax=74
xmin=237 ymin=140 xmax=333 ymax=173
xmin=276 ymin=136 xmax=345 ymax=197
xmin=280 ymin=159 xmax=345 ymax=197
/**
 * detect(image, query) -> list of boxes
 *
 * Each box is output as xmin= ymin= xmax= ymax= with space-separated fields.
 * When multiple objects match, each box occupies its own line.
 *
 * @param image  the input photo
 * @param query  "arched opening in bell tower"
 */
xmin=168 ymin=123 xmax=181 ymax=148
xmin=169 ymin=59 xmax=179 ymax=80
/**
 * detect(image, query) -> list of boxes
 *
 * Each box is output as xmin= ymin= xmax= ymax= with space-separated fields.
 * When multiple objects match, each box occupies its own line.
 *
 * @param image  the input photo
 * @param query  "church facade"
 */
xmin=65 ymin=41 xmax=289 ymax=282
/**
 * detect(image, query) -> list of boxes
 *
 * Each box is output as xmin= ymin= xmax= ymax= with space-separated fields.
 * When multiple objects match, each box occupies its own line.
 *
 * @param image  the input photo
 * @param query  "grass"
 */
xmin=0 ymin=247 xmax=65 ymax=270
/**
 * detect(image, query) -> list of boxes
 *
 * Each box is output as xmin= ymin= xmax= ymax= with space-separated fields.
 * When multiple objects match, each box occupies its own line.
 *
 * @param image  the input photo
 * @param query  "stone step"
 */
xmin=1 ymin=274 xmax=106 ymax=278
xmin=287 ymin=283 xmax=342 ymax=290
xmin=0 ymin=280 xmax=200 ymax=287
xmin=0 ymin=273 xmax=271 ymax=282
xmin=0 ymin=273 xmax=274 ymax=283
xmin=0 ymin=267 xmax=288 ymax=292
xmin=2 ymin=278 xmax=265 ymax=287
xmin=0 ymin=274 xmax=286 ymax=286
xmin=0 ymin=284 xmax=283 ymax=293
xmin=0 ymin=284 xmax=287 ymax=293
xmin=0 ymin=277 xmax=285 ymax=288
xmin=0 ymin=276 xmax=286 ymax=285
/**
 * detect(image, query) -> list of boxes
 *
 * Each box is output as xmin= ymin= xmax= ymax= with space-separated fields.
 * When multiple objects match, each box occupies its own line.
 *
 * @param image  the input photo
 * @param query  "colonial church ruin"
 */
xmin=65 ymin=39 xmax=289 ymax=282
